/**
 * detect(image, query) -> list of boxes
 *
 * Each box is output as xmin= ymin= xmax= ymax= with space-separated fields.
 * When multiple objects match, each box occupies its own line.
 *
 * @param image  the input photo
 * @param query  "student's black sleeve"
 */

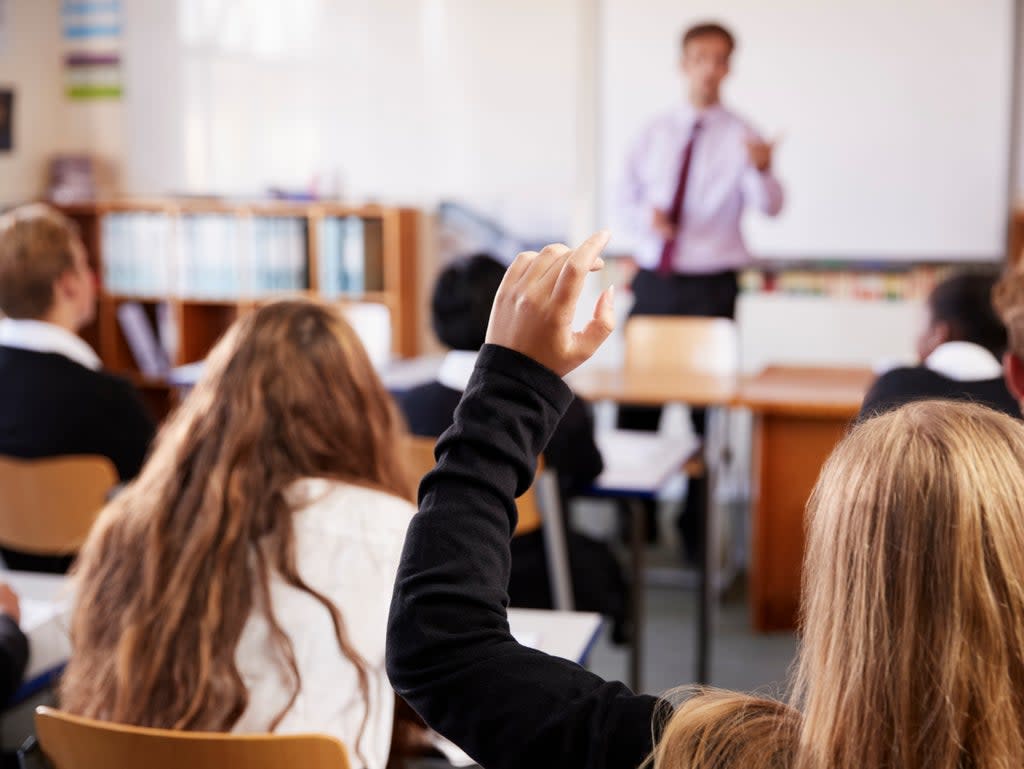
xmin=0 ymin=615 xmax=28 ymax=703
xmin=543 ymin=395 xmax=604 ymax=494
xmin=98 ymin=376 xmax=157 ymax=481
xmin=386 ymin=344 xmax=662 ymax=769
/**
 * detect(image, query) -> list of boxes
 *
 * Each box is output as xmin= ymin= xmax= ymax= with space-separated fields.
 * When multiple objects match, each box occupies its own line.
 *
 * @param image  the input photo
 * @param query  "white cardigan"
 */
xmin=232 ymin=478 xmax=415 ymax=769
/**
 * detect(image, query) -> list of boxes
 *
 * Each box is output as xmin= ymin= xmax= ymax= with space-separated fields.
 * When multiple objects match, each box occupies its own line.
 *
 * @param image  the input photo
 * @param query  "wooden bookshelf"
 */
xmin=57 ymin=199 xmax=423 ymax=417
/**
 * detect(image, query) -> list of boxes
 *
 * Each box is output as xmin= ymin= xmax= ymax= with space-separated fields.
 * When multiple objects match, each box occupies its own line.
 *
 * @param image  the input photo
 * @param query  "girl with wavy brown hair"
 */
xmin=62 ymin=299 xmax=414 ymax=769
xmin=386 ymin=232 xmax=1024 ymax=769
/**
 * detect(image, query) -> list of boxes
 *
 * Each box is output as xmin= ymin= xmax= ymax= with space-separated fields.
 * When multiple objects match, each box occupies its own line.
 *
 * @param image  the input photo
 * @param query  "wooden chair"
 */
xmin=624 ymin=316 xmax=738 ymax=376
xmin=404 ymin=435 xmax=573 ymax=609
xmin=0 ymin=455 xmax=118 ymax=556
xmin=33 ymin=707 xmax=351 ymax=769
xmin=405 ymin=435 xmax=543 ymax=536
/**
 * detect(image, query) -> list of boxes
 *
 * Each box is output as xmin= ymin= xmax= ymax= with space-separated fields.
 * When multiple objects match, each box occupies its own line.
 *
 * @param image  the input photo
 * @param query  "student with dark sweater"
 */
xmin=859 ymin=272 xmax=1017 ymax=420
xmin=399 ymin=253 xmax=604 ymax=497
xmin=397 ymin=254 xmax=629 ymax=639
xmin=0 ymin=205 xmax=155 ymax=572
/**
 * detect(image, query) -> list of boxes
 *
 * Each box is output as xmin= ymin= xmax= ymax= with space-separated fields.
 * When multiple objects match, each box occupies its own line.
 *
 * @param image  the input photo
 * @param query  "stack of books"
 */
xmin=101 ymin=212 xmax=173 ymax=296
xmin=246 ymin=217 xmax=307 ymax=296
xmin=319 ymin=216 xmax=371 ymax=297
xmin=102 ymin=214 xmax=310 ymax=300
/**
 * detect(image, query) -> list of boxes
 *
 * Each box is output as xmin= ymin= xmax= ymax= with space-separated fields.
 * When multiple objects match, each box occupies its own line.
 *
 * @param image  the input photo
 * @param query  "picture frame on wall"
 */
xmin=0 ymin=89 xmax=12 ymax=152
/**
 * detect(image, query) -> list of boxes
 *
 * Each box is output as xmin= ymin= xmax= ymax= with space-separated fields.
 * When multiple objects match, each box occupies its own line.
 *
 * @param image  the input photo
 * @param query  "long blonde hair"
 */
xmin=61 ymin=300 xmax=413 ymax=758
xmin=656 ymin=401 xmax=1024 ymax=769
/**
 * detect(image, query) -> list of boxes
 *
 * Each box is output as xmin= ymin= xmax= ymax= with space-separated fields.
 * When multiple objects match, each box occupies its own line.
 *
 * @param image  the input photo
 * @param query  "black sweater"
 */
xmin=0 ymin=346 xmax=156 ymax=572
xmin=0 ymin=615 xmax=27 ymax=704
xmin=397 ymin=380 xmax=604 ymax=497
xmin=387 ymin=345 xmax=661 ymax=769
xmin=859 ymin=366 xmax=1019 ymax=422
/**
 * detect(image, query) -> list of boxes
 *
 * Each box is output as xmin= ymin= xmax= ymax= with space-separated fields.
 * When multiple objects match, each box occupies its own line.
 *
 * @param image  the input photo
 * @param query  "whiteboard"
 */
xmin=600 ymin=0 xmax=1016 ymax=262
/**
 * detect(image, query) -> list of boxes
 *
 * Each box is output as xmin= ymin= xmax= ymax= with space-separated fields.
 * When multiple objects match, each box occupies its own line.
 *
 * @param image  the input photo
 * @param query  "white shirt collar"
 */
xmin=924 ymin=341 xmax=1003 ymax=382
xmin=0 ymin=318 xmax=102 ymax=371
xmin=675 ymin=101 xmax=725 ymax=128
xmin=437 ymin=350 xmax=479 ymax=392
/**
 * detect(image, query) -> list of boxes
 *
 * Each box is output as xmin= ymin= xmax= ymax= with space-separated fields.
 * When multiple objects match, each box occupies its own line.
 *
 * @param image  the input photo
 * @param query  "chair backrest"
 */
xmin=404 ymin=436 xmax=542 ymax=536
xmin=34 ymin=707 xmax=351 ymax=769
xmin=0 ymin=455 xmax=118 ymax=555
xmin=625 ymin=316 xmax=739 ymax=376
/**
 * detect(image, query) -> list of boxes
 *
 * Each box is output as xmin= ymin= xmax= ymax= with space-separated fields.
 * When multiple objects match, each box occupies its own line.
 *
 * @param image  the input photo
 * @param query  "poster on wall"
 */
xmin=0 ymin=89 xmax=12 ymax=152
xmin=62 ymin=0 xmax=123 ymax=100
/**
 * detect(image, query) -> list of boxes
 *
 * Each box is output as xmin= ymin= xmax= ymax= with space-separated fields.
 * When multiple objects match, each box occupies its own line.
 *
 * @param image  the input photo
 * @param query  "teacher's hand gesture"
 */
xmin=485 ymin=231 xmax=616 ymax=377
xmin=746 ymin=137 xmax=776 ymax=173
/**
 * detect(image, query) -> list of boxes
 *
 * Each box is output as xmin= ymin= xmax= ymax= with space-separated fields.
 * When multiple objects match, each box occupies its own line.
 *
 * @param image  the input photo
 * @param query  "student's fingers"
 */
xmin=502 ymin=250 xmax=539 ymax=288
xmin=552 ymin=230 xmax=612 ymax=309
xmin=572 ymin=285 xmax=616 ymax=363
xmin=523 ymin=243 xmax=571 ymax=288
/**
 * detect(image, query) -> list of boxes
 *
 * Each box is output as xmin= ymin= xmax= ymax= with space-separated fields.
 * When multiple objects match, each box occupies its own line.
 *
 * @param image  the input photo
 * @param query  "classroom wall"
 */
xmin=0 ymin=0 xmax=126 ymax=206
xmin=0 ymin=0 xmax=63 ymax=206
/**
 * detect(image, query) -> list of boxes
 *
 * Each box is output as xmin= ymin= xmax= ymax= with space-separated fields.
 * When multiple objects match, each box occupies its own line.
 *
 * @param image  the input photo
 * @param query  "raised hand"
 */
xmin=485 ymin=231 xmax=616 ymax=377
xmin=746 ymin=137 xmax=776 ymax=173
xmin=652 ymin=208 xmax=676 ymax=240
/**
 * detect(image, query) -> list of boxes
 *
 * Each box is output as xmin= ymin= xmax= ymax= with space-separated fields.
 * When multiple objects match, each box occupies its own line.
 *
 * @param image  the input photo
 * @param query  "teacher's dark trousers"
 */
xmin=618 ymin=269 xmax=738 ymax=559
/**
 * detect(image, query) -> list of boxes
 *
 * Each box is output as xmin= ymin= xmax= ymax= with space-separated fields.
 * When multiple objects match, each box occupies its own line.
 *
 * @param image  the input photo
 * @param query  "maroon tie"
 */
xmin=657 ymin=120 xmax=703 ymax=276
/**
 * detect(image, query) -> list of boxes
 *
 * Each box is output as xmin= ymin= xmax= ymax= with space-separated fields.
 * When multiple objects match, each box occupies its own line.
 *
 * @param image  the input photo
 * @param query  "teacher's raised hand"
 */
xmin=485 ymin=231 xmax=616 ymax=377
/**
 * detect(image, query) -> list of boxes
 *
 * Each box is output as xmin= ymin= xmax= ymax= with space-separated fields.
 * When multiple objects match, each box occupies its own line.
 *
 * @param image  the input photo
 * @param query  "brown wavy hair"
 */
xmin=60 ymin=299 xmax=413 ymax=757
xmin=655 ymin=401 xmax=1024 ymax=769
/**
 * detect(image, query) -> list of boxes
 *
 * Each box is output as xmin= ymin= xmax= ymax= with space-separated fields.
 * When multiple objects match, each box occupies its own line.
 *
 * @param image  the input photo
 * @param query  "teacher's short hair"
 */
xmin=681 ymin=22 xmax=736 ymax=54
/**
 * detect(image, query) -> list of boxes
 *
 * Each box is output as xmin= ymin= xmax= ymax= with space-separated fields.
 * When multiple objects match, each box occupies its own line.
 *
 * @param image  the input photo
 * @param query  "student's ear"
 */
xmin=1002 ymin=352 xmax=1024 ymax=405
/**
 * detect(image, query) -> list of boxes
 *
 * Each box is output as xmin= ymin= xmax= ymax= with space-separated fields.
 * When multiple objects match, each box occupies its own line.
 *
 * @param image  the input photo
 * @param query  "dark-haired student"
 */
xmin=0 ymin=205 xmax=155 ymax=573
xmin=397 ymin=253 xmax=630 ymax=640
xmin=399 ymin=253 xmax=604 ymax=499
xmin=859 ymin=273 xmax=1017 ymax=420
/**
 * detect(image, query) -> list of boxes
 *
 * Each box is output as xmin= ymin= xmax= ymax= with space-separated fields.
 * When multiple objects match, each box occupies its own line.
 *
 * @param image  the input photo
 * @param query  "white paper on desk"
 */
xmin=19 ymin=598 xmax=58 ymax=633
xmin=431 ymin=733 xmax=478 ymax=767
xmin=511 ymin=630 xmax=541 ymax=650
xmin=594 ymin=430 xmax=700 ymax=493
xmin=20 ymin=597 xmax=72 ymax=681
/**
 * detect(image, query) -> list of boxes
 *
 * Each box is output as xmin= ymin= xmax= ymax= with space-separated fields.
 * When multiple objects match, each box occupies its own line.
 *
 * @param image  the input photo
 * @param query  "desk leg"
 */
xmin=696 ymin=408 xmax=719 ymax=685
xmin=751 ymin=413 xmax=849 ymax=631
xmin=628 ymin=499 xmax=646 ymax=693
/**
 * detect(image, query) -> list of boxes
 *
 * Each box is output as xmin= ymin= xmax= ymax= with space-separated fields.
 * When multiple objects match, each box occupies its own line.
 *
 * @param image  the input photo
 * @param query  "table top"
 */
xmin=0 ymin=571 xmax=603 ymax=688
xmin=568 ymin=367 xmax=738 ymax=407
xmin=570 ymin=364 xmax=873 ymax=418
xmin=508 ymin=608 xmax=604 ymax=664
xmin=2 ymin=570 xmax=72 ymax=683
xmin=738 ymin=366 xmax=874 ymax=418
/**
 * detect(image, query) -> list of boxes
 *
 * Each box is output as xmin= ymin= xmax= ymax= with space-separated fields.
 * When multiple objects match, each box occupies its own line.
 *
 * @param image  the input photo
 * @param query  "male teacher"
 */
xmin=619 ymin=22 xmax=783 ymax=557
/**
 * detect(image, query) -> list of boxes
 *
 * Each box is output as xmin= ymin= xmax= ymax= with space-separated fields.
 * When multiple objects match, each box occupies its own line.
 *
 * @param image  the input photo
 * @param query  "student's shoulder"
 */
xmin=871 ymin=365 xmax=946 ymax=389
xmin=291 ymin=478 xmax=416 ymax=535
xmin=716 ymin=106 xmax=764 ymax=140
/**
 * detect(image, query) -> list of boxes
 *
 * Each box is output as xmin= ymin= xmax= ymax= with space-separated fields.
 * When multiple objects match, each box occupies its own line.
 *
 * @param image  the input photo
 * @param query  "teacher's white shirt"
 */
xmin=620 ymin=102 xmax=784 ymax=274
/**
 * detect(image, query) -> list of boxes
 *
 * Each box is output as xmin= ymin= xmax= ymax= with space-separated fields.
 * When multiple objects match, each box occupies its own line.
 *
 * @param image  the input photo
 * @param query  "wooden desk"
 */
xmin=568 ymin=368 xmax=737 ymax=407
xmin=569 ymin=368 xmax=733 ymax=686
xmin=570 ymin=364 xmax=874 ymax=636
xmin=738 ymin=366 xmax=873 ymax=631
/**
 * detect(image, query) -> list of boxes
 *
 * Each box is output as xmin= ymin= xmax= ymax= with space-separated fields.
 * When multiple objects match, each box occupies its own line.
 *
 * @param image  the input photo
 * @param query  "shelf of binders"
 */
xmin=55 ymin=200 xmax=422 ymax=416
